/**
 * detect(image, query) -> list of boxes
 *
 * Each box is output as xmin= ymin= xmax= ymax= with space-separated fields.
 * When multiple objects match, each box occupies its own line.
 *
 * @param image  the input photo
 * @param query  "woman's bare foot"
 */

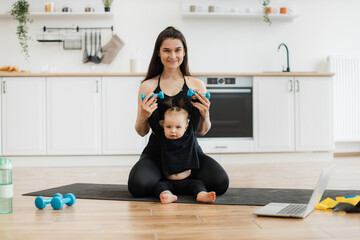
xmin=196 ymin=191 xmax=216 ymax=203
xmin=160 ymin=191 xmax=178 ymax=204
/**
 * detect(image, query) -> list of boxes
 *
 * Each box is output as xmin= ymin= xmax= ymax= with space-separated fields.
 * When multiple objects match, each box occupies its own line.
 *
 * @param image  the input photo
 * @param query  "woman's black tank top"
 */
xmin=153 ymin=75 xmax=192 ymax=120
xmin=143 ymin=74 xmax=203 ymax=158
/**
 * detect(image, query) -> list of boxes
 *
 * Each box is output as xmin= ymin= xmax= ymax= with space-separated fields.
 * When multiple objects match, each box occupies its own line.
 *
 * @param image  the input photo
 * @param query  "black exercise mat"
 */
xmin=23 ymin=183 xmax=360 ymax=206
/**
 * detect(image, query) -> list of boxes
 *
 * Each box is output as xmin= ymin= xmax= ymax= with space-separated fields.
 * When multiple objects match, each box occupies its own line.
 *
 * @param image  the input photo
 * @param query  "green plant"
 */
xmin=10 ymin=0 xmax=33 ymax=59
xmin=261 ymin=0 xmax=271 ymax=26
xmin=103 ymin=0 xmax=113 ymax=8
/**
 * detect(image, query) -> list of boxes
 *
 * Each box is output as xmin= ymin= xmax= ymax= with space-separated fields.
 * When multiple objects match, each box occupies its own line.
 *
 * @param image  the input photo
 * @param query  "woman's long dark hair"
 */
xmin=144 ymin=26 xmax=190 ymax=81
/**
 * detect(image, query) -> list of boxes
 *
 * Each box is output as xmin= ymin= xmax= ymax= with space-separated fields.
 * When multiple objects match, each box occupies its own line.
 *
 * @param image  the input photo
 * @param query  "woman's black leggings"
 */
xmin=128 ymin=151 xmax=229 ymax=197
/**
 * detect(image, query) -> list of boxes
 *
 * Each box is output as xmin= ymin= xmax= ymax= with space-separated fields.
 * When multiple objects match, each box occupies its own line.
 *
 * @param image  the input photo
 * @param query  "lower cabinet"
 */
xmin=253 ymin=76 xmax=333 ymax=152
xmin=102 ymin=77 xmax=145 ymax=154
xmin=46 ymin=77 xmax=102 ymax=155
xmin=1 ymin=75 xmax=332 ymax=156
xmin=1 ymin=77 xmax=46 ymax=155
xmin=1 ymin=76 xmax=145 ymax=156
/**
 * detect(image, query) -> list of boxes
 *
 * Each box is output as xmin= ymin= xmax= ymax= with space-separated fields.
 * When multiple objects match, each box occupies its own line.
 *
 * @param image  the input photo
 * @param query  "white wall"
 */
xmin=1 ymin=0 xmax=360 ymax=74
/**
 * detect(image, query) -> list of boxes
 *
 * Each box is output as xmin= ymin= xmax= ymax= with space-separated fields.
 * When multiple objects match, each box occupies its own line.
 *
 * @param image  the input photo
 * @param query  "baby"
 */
xmin=149 ymin=99 xmax=216 ymax=204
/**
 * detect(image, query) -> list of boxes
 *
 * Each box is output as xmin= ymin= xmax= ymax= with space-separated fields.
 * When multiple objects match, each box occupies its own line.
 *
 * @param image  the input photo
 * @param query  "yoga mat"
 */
xmin=23 ymin=183 xmax=360 ymax=206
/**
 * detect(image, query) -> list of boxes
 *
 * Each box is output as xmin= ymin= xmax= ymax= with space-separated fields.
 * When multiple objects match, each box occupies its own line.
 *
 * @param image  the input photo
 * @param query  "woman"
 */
xmin=128 ymin=26 xmax=229 ymax=198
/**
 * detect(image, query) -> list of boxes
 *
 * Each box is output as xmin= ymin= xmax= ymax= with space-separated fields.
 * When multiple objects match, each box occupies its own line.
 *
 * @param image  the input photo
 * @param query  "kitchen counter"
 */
xmin=0 ymin=72 xmax=334 ymax=77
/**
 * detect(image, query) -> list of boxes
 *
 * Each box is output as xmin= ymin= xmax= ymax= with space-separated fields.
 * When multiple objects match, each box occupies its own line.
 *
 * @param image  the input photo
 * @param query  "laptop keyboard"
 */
xmin=277 ymin=204 xmax=307 ymax=215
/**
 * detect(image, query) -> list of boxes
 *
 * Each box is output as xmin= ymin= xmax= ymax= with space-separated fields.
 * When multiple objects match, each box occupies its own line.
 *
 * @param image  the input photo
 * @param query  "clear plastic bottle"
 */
xmin=0 ymin=158 xmax=12 ymax=214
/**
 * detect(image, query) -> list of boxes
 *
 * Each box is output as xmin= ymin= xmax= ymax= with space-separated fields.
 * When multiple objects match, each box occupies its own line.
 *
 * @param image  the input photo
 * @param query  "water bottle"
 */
xmin=0 ymin=158 xmax=12 ymax=214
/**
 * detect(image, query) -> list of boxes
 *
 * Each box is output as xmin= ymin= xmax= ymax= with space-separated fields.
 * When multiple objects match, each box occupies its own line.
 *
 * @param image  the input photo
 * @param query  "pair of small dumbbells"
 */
xmin=35 ymin=193 xmax=76 ymax=210
xmin=141 ymin=89 xmax=210 ymax=101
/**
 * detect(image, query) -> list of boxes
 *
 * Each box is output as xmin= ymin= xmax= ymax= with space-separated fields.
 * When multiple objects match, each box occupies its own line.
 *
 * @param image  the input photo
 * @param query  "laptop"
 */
xmin=253 ymin=164 xmax=335 ymax=218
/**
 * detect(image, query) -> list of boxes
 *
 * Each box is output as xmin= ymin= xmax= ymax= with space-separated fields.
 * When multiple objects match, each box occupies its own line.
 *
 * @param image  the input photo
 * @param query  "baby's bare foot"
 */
xmin=160 ymin=191 xmax=178 ymax=204
xmin=196 ymin=191 xmax=216 ymax=203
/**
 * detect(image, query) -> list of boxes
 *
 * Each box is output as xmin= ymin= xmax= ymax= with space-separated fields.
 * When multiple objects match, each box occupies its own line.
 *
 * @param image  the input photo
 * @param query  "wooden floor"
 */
xmin=1 ymin=156 xmax=360 ymax=240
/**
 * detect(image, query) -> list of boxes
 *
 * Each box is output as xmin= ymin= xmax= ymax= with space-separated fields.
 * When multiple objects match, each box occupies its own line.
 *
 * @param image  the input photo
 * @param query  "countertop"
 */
xmin=0 ymin=72 xmax=334 ymax=77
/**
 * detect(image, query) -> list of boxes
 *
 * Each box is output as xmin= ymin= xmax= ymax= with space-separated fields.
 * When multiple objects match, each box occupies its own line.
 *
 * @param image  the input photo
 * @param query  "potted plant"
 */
xmin=261 ymin=0 xmax=271 ymax=26
xmin=103 ymin=0 xmax=113 ymax=12
xmin=10 ymin=0 xmax=33 ymax=59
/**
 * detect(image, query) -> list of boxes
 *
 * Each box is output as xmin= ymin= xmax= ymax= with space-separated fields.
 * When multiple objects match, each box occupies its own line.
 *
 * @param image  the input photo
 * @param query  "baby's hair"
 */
xmin=163 ymin=98 xmax=189 ymax=120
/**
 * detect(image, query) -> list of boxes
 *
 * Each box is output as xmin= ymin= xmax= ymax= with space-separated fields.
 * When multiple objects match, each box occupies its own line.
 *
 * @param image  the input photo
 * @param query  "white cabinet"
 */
xmin=1 ymin=77 xmax=46 ymax=155
xmin=253 ymin=76 xmax=333 ymax=152
xmin=102 ymin=77 xmax=145 ymax=154
xmin=46 ymin=77 xmax=101 ymax=155
xmin=295 ymin=77 xmax=333 ymax=151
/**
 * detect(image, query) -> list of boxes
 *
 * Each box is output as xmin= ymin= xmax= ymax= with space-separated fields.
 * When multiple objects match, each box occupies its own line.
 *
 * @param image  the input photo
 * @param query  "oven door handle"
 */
xmin=207 ymin=89 xmax=251 ymax=93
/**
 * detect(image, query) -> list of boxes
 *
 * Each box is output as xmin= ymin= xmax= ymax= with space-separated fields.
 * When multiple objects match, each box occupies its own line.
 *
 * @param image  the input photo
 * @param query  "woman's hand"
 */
xmin=191 ymin=89 xmax=211 ymax=136
xmin=191 ymin=89 xmax=210 ymax=119
xmin=140 ymin=91 xmax=158 ymax=119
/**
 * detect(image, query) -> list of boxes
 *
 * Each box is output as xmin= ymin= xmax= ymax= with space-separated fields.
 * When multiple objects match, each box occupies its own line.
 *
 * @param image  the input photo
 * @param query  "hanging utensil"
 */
xmin=91 ymin=31 xmax=101 ymax=64
xmin=95 ymin=30 xmax=104 ymax=60
xmin=88 ymin=31 xmax=93 ymax=62
xmin=83 ymin=31 xmax=89 ymax=63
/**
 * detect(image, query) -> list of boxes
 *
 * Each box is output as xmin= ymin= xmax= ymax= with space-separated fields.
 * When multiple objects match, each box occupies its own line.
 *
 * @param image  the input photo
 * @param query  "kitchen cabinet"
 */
xmin=253 ymin=76 xmax=333 ymax=152
xmin=1 ymin=77 xmax=46 ymax=155
xmin=46 ymin=77 xmax=101 ymax=155
xmin=102 ymin=77 xmax=145 ymax=154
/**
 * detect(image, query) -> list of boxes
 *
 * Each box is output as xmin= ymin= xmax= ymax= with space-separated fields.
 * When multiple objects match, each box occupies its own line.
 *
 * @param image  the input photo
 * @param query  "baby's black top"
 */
xmin=147 ymin=75 xmax=200 ymax=176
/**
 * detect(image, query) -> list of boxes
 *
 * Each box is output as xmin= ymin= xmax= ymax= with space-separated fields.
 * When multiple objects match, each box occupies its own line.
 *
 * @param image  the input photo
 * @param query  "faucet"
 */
xmin=277 ymin=43 xmax=290 ymax=72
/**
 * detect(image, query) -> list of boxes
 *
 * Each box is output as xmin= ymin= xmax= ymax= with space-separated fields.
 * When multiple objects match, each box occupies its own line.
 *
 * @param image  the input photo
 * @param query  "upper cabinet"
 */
xmin=253 ymin=76 xmax=333 ymax=152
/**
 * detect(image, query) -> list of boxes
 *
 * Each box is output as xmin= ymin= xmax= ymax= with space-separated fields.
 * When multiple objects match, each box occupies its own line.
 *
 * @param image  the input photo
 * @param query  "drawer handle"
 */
xmin=214 ymin=146 xmax=228 ymax=149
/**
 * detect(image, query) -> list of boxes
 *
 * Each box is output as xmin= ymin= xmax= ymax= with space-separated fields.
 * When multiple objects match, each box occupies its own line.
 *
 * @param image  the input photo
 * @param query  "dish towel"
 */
xmin=101 ymin=34 xmax=124 ymax=64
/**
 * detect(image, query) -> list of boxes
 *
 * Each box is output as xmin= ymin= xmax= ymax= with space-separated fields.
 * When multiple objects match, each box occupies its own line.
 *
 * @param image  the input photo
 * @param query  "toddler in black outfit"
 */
xmin=149 ymin=98 xmax=216 ymax=204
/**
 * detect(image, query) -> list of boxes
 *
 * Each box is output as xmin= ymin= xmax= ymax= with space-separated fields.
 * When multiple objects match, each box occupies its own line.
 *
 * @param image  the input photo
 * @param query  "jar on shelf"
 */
xmin=45 ymin=2 xmax=55 ymax=12
xmin=62 ymin=5 xmax=72 ymax=12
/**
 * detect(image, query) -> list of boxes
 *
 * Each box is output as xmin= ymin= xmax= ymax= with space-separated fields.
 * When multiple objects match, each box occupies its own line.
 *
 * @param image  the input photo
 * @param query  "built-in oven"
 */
xmin=196 ymin=76 xmax=253 ymax=153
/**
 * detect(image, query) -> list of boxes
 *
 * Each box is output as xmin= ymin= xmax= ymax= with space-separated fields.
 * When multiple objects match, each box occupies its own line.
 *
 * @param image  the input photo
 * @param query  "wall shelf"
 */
xmin=182 ymin=12 xmax=298 ymax=21
xmin=0 ymin=12 xmax=113 ymax=19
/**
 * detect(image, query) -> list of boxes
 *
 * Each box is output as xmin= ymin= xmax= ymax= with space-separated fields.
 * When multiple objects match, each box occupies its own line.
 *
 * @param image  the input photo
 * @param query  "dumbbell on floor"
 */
xmin=187 ymin=89 xmax=210 ymax=100
xmin=51 ymin=193 xmax=76 ymax=210
xmin=35 ymin=193 xmax=63 ymax=209
xmin=141 ymin=91 xmax=164 ymax=101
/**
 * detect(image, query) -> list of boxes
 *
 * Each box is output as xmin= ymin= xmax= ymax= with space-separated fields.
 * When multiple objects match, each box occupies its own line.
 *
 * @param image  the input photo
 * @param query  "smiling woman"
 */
xmin=144 ymin=26 xmax=190 ymax=82
xmin=128 ymin=26 xmax=229 ymax=200
xmin=159 ymin=39 xmax=185 ymax=70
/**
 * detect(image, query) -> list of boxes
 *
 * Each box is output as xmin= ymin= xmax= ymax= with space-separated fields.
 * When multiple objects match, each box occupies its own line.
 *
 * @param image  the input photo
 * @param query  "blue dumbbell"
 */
xmin=51 ymin=193 xmax=76 ymax=210
xmin=35 ymin=193 xmax=63 ymax=209
xmin=141 ymin=91 xmax=164 ymax=101
xmin=187 ymin=89 xmax=210 ymax=100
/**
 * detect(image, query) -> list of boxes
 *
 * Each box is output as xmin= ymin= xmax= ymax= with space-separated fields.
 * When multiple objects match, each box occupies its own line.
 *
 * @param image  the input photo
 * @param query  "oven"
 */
xmin=196 ymin=76 xmax=253 ymax=153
